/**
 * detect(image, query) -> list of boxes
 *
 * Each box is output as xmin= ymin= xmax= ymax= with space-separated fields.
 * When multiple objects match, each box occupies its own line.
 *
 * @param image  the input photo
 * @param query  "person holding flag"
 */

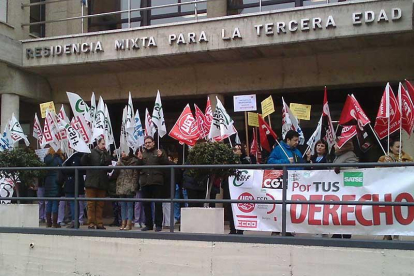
xmin=305 ymin=140 xmax=329 ymax=166
xmin=267 ymin=130 xmax=305 ymax=169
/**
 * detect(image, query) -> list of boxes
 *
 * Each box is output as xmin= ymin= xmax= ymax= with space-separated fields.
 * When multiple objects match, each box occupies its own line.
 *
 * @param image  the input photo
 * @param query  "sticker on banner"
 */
xmin=237 ymin=192 xmax=255 ymax=213
xmin=262 ymin=170 xmax=284 ymax=189
xmin=232 ymin=170 xmax=254 ymax=189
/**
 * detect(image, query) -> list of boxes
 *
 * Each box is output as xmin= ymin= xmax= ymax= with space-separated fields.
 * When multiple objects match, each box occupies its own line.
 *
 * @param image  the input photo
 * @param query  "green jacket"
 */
xmin=137 ymin=148 xmax=169 ymax=187
xmin=81 ymin=147 xmax=112 ymax=190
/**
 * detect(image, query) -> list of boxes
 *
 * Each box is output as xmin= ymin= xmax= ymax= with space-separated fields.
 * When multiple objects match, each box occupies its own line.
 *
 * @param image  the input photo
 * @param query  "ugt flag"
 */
xmin=169 ymin=104 xmax=200 ymax=146
xmin=398 ymin=82 xmax=414 ymax=136
xmin=374 ymin=83 xmax=401 ymax=140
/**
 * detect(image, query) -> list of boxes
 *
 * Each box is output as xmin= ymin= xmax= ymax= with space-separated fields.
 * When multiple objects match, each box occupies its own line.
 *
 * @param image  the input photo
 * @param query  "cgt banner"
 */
xmin=229 ymin=167 xmax=414 ymax=235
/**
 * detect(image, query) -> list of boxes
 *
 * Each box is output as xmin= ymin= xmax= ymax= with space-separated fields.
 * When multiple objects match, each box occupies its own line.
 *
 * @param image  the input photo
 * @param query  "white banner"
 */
xmin=229 ymin=167 xmax=414 ymax=235
xmin=0 ymin=178 xmax=14 ymax=204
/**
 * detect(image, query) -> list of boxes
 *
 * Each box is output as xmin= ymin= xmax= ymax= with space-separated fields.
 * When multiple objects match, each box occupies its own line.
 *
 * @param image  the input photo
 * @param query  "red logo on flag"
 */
xmin=237 ymin=192 xmax=255 ymax=213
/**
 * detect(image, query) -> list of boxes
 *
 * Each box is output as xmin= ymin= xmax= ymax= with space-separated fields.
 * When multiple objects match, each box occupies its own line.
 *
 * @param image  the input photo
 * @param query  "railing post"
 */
xmin=281 ymin=165 xmax=288 ymax=236
xmin=170 ymin=167 xmax=175 ymax=233
xmin=74 ymin=168 xmax=79 ymax=229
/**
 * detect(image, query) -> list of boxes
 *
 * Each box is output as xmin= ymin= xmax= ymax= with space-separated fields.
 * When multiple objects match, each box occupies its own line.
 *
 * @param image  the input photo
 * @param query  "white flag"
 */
xmin=41 ymin=110 xmax=60 ymax=151
xmin=128 ymin=109 xmax=145 ymax=151
xmin=125 ymin=92 xmax=135 ymax=134
xmin=71 ymin=115 xmax=92 ymax=145
xmin=208 ymin=97 xmax=237 ymax=141
xmin=306 ymin=115 xmax=322 ymax=155
xmin=59 ymin=121 xmax=91 ymax=153
xmin=104 ymin=104 xmax=115 ymax=150
xmin=0 ymin=124 xmax=13 ymax=151
xmin=93 ymin=96 xmax=105 ymax=140
xmin=89 ymin=92 xmax=96 ymax=126
xmin=33 ymin=113 xmax=43 ymax=142
xmin=67 ymin=92 xmax=91 ymax=122
xmin=120 ymin=106 xmax=129 ymax=154
xmin=152 ymin=90 xmax=167 ymax=138
xmin=281 ymin=97 xmax=305 ymax=145
xmin=9 ymin=113 xmax=30 ymax=146
xmin=145 ymin=108 xmax=156 ymax=137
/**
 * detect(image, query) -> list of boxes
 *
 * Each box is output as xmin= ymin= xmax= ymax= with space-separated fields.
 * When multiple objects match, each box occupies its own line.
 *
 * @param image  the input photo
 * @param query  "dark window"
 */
xmin=30 ymin=0 xmax=46 ymax=37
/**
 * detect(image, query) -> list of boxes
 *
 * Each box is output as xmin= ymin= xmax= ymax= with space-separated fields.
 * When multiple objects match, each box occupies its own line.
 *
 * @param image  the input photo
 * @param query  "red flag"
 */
xmin=399 ymin=83 xmax=414 ymax=136
xmin=204 ymin=97 xmax=213 ymax=131
xmin=322 ymin=87 xmax=336 ymax=152
xmin=169 ymin=104 xmax=200 ymax=146
xmin=250 ymin=129 xmax=261 ymax=164
xmin=339 ymin=95 xmax=370 ymax=128
xmin=194 ymin=104 xmax=209 ymax=139
xmin=258 ymin=114 xmax=277 ymax=152
xmin=374 ymin=83 xmax=401 ymax=140
xmin=405 ymin=80 xmax=414 ymax=103
xmin=337 ymin=125 xmax=357 ymax=149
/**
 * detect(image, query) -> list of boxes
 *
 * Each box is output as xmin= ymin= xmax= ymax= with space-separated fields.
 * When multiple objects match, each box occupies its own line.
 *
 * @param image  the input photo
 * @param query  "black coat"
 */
xmin=63 ymin=153 xmax=86 ymax=195
xmin=81 ymin=147 xmax=111 ymax=190
xmin=44 ymin=153 xmax=64 ymax=197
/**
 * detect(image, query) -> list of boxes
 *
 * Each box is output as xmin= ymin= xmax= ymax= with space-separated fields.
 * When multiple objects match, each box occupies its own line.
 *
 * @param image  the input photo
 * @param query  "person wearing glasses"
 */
xmin=136 ymin=136 xmax=169 ymax=232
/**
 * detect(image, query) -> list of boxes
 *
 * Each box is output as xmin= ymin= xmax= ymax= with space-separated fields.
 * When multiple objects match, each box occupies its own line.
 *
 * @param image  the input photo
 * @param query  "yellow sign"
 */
xmin=290 ymin=103 xmax=312 ymax=120
xmin=40 ymin=101 xmax=56 ymax=118
xmin=261 ymin=96 xmax=275 ymax=118
xmin=247 ymin=112 xmax=259 ymax=127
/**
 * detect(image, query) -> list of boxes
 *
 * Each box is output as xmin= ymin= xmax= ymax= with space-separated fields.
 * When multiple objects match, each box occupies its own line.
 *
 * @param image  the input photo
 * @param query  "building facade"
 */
xmin=1 ymin=0 xmax=413 ymax=157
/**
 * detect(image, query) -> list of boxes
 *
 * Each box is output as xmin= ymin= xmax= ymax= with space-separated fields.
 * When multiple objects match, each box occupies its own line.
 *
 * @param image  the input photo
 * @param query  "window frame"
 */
xmin=0 ymin=0 xmax=8 ymax=24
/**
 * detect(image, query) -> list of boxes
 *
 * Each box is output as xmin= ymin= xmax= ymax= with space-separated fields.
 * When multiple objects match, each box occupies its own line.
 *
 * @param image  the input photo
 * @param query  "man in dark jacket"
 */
xmin=81 ymin=138 xmax=111 ymax=229
xmin=137 ymin=136 xmax=169 ymax=232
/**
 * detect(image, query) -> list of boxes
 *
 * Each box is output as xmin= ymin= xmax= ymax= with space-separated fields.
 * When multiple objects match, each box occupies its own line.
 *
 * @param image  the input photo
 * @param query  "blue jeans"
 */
xmin=120 ymin=201 xmax=134 ymax=221
xmin=174 ymin=185 xmax=188 ymax=221
xmin=46 ymin=200 xmax=59 ymax=214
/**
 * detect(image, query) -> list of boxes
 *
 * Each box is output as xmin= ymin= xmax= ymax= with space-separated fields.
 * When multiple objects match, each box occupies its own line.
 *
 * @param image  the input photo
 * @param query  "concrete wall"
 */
xmin=0 ymin=62 xmax=51 ymax=101
xmin=21 ymin=0 xmax=414 ymax=67
xmin=0 ymin=0 xmax=31 ymax=41
xmin=0 ymin=233 xmax=413 ymax=276
xmin=0 ymin=205 xmax=39 ymax=227
xmin=45 ymin=0 xmax=84 ymax=37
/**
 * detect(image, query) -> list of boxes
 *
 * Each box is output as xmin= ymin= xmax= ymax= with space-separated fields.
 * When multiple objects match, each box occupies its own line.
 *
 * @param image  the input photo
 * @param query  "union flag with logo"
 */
xmin=374 ymin=83 xmax=401 ymax=140
xmin=169 ymin=104 xmax=200 ymax=146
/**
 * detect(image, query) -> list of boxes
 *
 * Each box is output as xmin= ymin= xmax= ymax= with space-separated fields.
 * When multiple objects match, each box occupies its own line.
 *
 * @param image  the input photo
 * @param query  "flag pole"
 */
xmin=387 ymin=111 xmax=390 ymax=156
xmin=182 ymin=144 xmax=185 ymax=165
xmin=244 ymin=112 xmax=250 ymax=156
xmin=368 ymin=124 xmax=387 ymax=155
xmin=398 ymin=84 xmax=402 ymax=161
xmin=228 ymin=137 xmax=233 ymax=148
xmin=274 ymin=139 xmax=289 ymax=159
xmin=157 ymin=130 xmax=160 ymax=150
xmin=268 ymin=116 xmax=272 ymax=128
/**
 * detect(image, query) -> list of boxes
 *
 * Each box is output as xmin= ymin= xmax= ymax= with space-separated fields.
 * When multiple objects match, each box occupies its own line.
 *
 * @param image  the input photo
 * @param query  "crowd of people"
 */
xmin=38 ymin=131 xmax=412 ymax=239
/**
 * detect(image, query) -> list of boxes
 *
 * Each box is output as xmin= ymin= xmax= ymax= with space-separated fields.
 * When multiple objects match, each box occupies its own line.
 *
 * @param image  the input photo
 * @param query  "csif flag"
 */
xmin=258 ymin=114 xmax=277 ymax=152
xmin=92 ymin=96 xmax=105 ymax=140
xmin=169 ymin=104 xmax=200 ymax=146
xmin=208 ymin=97 xmax=237 ymax=141
xmin=119 ymin=106 xmax=129 ymax=154
xmin=104 ymin=104 xmax=115 ymax=150
xmin=398 ymin=82 xmax=414 ymax=136
xmin=374 ymin=83 xmax=401 ymax=140
xmin=89 ymin=92 xmax=96 ymax=126
xmin=0 ymin=123 xmax=13 ymax=151
xmin=131 ymin=109 xmax=145 ymax=151
xmin=152 ymin=90 xmax=167 ymax=138
xmin=67 ymin=92 xmax=91 ymax=122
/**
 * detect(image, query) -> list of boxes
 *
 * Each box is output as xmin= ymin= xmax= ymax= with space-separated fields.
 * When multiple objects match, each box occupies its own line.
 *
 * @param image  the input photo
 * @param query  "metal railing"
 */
xmin=21 ymin=0 xmax=208 ymax=33
xmin=1 ymin=162 xmax=413 ymax=242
